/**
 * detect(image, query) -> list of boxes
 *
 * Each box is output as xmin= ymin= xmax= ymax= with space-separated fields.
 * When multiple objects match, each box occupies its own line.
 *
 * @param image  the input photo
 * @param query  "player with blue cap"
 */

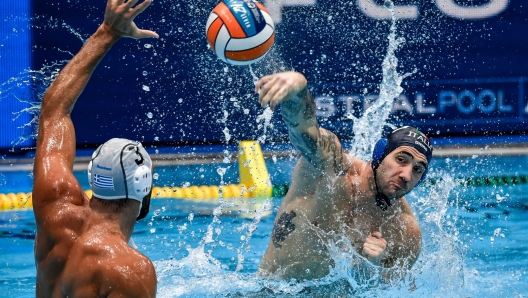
xmin=254 ymin=71 xmax=433 ymax=281
xmin=371 ymin=126 xmax=433 ymax=210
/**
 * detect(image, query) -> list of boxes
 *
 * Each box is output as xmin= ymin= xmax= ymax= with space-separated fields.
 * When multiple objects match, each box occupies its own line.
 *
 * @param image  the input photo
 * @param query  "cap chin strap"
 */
xmin=372 ymin=165 xmax=392 ymax=211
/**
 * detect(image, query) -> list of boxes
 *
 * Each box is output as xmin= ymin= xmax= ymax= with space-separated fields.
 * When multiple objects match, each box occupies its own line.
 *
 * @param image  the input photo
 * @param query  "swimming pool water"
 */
xmin=1 ymin=155 xmax=528 ymax=297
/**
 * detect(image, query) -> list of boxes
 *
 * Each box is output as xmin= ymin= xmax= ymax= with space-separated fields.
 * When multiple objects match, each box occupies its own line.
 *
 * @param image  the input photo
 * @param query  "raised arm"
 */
xmin=255 ymin=72 xmax=345 ymax=174
xmin=33 ymin=0 xmax=159 ymax=210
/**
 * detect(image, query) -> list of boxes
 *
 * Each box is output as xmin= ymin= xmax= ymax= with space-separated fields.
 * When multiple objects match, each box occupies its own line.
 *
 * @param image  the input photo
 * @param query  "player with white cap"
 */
xmin=32 ymin=0 xmax=159 ymax=297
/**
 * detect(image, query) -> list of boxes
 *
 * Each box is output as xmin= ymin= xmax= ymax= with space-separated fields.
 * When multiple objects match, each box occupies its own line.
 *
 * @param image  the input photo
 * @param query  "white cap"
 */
xmin=88 ymin=138 xmax=153 ymax=208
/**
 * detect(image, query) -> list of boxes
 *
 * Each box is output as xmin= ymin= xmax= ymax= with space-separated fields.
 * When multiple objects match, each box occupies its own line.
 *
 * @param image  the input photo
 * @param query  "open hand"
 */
xmin=254 ymin=72 xmax=307 ymax=110
xmin=103 ymin=0 xmax=159 ymax=39
xmin=362 ymin=231 xmax=387 ymax=265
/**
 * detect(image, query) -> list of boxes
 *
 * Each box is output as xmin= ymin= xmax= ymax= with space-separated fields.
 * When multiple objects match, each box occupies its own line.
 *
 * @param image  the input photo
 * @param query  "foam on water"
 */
xmin=155 ymin=175 xmax=274 ymax=297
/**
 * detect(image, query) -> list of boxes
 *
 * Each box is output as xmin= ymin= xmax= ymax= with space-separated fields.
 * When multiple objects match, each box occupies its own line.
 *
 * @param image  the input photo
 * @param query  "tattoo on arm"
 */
xmin=281 ymin=99 xmax=300 ymax=128
xmin=316 ymin=129 xmax=345 ymax=175
xmin=272 ymin=211 xmax=297 ymax=249
xmin=281 ymin=93 xmax=320 ymax=162
xmin=321 ymin=130 xmax=344 ymax=175
xmin=301 ymin=97 xmax=316 ymax=121
xmin=280 ymin=91 xmax=345 ymax=174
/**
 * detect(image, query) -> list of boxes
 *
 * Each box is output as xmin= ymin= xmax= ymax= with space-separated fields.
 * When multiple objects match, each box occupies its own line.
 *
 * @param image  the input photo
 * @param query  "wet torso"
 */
xmin=259 ymin=156 xmax=410 ymax=280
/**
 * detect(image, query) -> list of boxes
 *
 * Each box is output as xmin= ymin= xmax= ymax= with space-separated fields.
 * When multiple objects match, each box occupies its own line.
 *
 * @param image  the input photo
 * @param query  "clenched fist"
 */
xmin=362 ymin=231 xmax=387 ymax=266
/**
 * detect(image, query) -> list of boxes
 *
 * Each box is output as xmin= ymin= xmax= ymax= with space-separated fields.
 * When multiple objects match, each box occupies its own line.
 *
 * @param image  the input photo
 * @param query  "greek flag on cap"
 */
xmin=88 ymin=138 xmax=152 ymax=202
xmin=93 ymin=174 xmax=114 ymax=189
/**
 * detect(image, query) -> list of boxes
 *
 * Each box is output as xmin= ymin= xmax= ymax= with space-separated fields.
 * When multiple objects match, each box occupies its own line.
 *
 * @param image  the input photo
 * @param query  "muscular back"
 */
xmin=32 ymin=158 xmax=91 ymax=296
xmin=31 ymin=2 xmax=160 ymax=295
xmin=32 ymin=170 xmax=156 ymax=297
xmin=61 ymin=230 xmax=156 ymax=297
xmin=31 ymin=31 xmax=156 ymax=297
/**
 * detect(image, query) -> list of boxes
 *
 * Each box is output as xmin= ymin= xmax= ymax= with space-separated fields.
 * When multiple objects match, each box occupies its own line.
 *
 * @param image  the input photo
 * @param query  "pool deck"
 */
xmin=0 ymin=135 xmax=527 ymax=171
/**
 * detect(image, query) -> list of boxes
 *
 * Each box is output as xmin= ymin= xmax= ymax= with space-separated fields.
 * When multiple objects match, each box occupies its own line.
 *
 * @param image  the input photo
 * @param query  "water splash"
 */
xmin=2 ymin=3 xmax=516 ymax=297
xmin=0 ymin=60 xmax=69 ymax=149
xmin=249 ymin=64 xmax=275 ymax=144
xmin=249 ymin=64 xmax=259 ymax=86
xmin=155 ymin=195 xmax=273 ymax=297
xmin=349 ymin=0 xmax=415 ymax=160
xmin=256 ymin=107 xmax=274 ymax=144
xmin=0 ymin=13 xmax=87 ymax=150
xmin=151 ymin=2 xmax=470 ymax=296
xmin=406 ymin=172 xmax=466 ymax=295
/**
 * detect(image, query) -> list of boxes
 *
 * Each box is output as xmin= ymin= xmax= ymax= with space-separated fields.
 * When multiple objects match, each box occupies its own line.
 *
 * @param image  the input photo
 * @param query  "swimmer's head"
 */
xmin=372 ymin=126 xmax=433 ymax=172
xmin=371 ymin=126 xmax=433 ymax=210
xmin=88 ymin=138 xmax=153 ymax=220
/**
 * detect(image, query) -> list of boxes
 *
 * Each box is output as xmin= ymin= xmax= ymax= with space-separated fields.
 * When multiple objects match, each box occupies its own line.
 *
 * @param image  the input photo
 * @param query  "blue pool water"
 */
xmin=1 ymin=154 xmax=528 ymax=297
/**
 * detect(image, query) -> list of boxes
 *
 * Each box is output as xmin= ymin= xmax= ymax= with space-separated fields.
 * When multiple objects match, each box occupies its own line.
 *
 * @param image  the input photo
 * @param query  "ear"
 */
xmin=372 ymin=138 xmax=388 ymax=169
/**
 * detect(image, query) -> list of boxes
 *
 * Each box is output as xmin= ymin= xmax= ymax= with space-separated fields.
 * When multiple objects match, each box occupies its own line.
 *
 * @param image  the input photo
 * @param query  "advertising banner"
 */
xmin=1 ymin=0 xmax=526 ymax=149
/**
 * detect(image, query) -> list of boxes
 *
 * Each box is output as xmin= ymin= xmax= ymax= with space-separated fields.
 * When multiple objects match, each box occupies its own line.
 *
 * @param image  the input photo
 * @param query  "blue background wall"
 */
xmin=0 ymin=1 xmax=32 ymax=150
xmin=1 ymin=0 xmax=527 ymax=151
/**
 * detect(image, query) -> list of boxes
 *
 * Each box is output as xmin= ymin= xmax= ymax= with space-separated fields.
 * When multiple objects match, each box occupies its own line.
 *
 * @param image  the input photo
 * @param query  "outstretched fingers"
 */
xmin=103 ymin=0 xmax=158 ymax=39
xmin=129 ymin=0 xmax=152 ymax=19
xmin=110 ymin=0 xmax=125 ymax=6
xmin=124 ymin=0 xmax=140 ymax=8
xmin=134 ymin=28 xmax=159 ymax=39
xmin=258 ymin=77 xmax=282 ymax=109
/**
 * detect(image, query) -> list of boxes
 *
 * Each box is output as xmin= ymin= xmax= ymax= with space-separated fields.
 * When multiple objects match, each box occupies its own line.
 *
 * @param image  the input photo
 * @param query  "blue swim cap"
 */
xmin=371 ymin=126 xmax=433 ymax=210
xmin=372 ymin=126 xmax=433 ymax=171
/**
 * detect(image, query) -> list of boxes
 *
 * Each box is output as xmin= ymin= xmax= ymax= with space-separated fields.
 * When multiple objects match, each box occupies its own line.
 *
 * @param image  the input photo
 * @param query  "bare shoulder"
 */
xmin=399 ymin=199 xmax=421 ymax=233
xmin=102 ymin=245 xmax=157 ymax=297
xmin=383 ymin=199 xmax=422 ymax=268
xmin=32 ymin=177 xmax=89 ymax=249
xmin=32 ymin=154 xmax=87 ymax=219
xmin=63 ymin=239 xmax=156 ymax=297
xmin=347 ymin=156 xmax=368 ymax=173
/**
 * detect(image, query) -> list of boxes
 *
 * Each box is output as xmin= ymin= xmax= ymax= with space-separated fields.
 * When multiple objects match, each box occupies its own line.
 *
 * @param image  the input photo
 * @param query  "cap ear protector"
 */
xmin=371 ymin=137 xmax=429 ymax=185
xmin=371 ymin=137 xmax=388 ymax=171
xmin=129 ymin=145 xmax=152 ymax=220
xmin=133 ymin=163 xmax=152 ymax=221
xmin=136 ymin=191 xmax=152 ymax=221
xmin=131 ymin=146 xmax=152 ymax=199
